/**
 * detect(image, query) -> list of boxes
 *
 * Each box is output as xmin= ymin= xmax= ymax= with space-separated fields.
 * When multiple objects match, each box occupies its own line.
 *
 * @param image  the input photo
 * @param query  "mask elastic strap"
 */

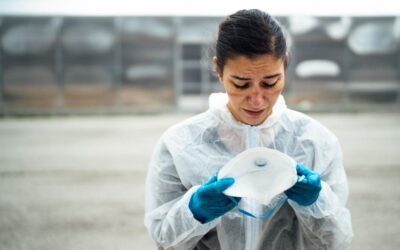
xmin=228 ymin=196 xmax=288 ymax=220
xmin=225 ymin=175 xmax=305 ymax=220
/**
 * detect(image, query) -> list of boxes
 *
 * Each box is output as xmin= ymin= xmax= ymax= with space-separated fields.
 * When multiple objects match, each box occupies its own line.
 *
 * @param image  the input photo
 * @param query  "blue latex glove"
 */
xmin=189 ymin=175 xmax=240 ymax=224
xmin=285 ymin=164 xmax=322 ymax=206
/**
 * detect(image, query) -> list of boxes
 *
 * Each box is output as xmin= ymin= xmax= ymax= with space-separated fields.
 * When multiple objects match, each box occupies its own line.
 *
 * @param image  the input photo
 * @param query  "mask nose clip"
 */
xmin=254 ymin=157 xmax=268 ymax=167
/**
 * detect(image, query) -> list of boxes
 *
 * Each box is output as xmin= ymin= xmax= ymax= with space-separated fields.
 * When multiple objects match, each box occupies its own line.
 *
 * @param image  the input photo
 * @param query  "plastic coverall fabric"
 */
xmin=144 ymin=93 xmax=353 ymax=250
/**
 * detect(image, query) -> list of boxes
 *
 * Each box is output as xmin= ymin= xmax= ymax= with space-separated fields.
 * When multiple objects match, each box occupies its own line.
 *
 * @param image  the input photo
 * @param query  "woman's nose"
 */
xmin=247 ymin=89 xmax=265 ymax=108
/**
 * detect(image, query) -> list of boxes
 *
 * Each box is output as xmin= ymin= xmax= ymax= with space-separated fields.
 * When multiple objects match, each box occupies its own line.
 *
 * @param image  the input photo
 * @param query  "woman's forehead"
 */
xmin=224 ymin=54 xmax=284 ymax=76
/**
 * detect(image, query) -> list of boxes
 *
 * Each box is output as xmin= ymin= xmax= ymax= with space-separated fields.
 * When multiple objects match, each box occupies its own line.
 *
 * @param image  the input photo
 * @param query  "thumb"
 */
xmin=203 ymin=174 xmax=218 ymax=186
xmin=210 ymin=178 xmax=235 ymax=193
xmin=296 ymin=163 xmax=314 ymax=176
xmin=308 ymin=173 xmax=321 ymax=187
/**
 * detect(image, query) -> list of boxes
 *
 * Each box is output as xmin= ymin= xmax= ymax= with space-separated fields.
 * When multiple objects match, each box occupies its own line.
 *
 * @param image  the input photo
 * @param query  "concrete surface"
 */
xmin=0 ymin=112 xmax=399 ymax=250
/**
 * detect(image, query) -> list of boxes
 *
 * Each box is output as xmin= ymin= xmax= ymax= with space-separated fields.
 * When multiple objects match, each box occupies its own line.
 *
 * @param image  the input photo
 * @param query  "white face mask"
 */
xmin=218 ymin=147 xmax=297 ymax=206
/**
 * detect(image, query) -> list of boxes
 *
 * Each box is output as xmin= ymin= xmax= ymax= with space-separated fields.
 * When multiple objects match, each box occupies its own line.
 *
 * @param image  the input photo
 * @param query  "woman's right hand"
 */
xmin=189 ymin=175 xmax=240 ymax=224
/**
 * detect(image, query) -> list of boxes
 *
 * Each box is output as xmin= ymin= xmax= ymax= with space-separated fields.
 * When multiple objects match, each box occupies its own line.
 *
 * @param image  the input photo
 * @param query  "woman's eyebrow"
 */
xmin=263 ymin=73 xmax=281 ymax=79
xmin=231 ymin=73 xmax=281 ymax=81
xmin=231 ymin=75 xmax=251 ymax=81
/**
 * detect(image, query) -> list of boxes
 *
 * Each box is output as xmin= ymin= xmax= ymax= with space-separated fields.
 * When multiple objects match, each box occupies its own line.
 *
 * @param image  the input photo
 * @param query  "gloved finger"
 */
xmin=307 ymin=174 xmax=321 ymax=187
xmin=231 ymin=196 xmax=241 ymax=203
xmin=206 ymin=200 xmax=236 ymax=211
xmin=285 ymin=192 xmax=304 ymax=201
xmin=285 ymin=188 xmax=305 ymax=197
xmin=286 ymin=184 xmax=318 ymax=196
xmin=204 ymin=198 xmax=237 ymax=211
xmin=291 ymin=181 xmax=320 ymax=192
xmin=285 ymin=191 xmax=310 ymax=202
xmin=296 ymin=164 xmax=315 ymax=177
xmin=203 ymin=174 xmax=218 ymax=186
xmin=206 ymin=204 xmax=232 ymax=212
xmin=288 ymin=194 xmax=305 ymax=202
xmin=295 ymin=174 xmax=321 ymax=189
xmin=225 ymin=201 xmax=238 ymax=212
xmin=203 ymin=194 xmax=235 ymax=203
xmin=226 ymin=195 xmax=241 ymax=205
xmin=290 ymin=180 xmax=311 ymax=190
xmin=294 ymin=182 xmax=316 ymax=190
xmin=209 ymin=178 xmax=235 ymax=193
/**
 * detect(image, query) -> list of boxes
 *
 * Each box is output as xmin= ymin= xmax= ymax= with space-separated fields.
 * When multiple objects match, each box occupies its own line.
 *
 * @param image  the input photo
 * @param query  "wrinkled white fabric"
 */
xmin=218 ymin=147 xmax=297 ymax=206
xmin=145 ymin=93 xmax=353 ymax=250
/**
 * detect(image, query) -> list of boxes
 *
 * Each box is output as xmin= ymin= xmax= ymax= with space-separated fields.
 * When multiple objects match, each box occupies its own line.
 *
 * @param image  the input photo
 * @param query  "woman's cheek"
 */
xmin=227 ymin=91 xmax=244 ymax=97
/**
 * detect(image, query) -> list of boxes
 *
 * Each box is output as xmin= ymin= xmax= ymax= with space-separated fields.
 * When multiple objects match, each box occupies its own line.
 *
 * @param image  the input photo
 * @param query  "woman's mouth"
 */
xmin=243 ymin=108 xmax=265 ymax=117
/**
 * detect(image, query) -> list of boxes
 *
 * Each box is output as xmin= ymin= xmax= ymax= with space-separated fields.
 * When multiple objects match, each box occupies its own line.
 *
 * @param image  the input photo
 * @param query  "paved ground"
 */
xmin=0 ymin=112 xmax=399 ymax=250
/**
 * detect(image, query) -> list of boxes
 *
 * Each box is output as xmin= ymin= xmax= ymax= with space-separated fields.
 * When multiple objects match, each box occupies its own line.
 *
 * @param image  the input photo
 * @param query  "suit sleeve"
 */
xmin=144 ymin=137 xmax=219 ymax=249
xmin=288 ymin=138 xmax=354 ymax=250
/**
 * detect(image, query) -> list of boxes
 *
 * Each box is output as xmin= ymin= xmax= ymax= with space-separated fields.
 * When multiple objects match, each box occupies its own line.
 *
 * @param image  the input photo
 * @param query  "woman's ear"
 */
xmin=213 ymin=56 xmax=223 ymax=83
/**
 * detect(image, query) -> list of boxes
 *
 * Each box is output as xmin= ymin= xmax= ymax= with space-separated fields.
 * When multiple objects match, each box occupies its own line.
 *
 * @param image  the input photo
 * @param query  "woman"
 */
xmin=145 ymin=9 xmax=353 ymax=250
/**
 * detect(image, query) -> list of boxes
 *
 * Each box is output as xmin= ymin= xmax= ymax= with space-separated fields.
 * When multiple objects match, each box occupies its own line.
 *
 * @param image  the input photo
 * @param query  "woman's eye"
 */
xmin=261 ymin=81 xmax=278 ymax=89
xmin=233 ymin=82 xmax=250 ymax=89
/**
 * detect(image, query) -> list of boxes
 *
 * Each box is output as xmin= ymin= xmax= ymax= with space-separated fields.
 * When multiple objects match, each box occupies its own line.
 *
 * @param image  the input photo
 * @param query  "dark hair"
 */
xmin=216 ymin=9 xmax=287 ymax=72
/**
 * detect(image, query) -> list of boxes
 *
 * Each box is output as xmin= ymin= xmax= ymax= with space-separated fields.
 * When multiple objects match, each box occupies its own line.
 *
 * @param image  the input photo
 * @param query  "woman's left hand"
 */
xmin=285 ymin=164 xmax=322 ymax=206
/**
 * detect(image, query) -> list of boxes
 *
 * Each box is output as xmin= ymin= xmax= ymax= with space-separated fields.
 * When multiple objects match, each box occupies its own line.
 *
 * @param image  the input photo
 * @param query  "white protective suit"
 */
xmin=145 ymin=93 xmax=353 ymax=250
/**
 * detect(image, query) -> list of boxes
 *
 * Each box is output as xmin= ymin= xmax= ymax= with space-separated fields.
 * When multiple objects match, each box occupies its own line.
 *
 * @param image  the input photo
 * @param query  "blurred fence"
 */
xmin=0 ymin=15 xmax=399 ymax=114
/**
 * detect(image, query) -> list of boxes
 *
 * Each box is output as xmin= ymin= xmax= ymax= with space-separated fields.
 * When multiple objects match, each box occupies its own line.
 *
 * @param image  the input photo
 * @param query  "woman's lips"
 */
xmin=243 ymin=108 xmax=265 ymax=117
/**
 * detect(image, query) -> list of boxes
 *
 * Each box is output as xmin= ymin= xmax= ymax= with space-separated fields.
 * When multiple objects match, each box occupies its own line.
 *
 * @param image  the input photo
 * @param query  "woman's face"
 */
xmin=214 ymin=54 xmax=286 ymax=126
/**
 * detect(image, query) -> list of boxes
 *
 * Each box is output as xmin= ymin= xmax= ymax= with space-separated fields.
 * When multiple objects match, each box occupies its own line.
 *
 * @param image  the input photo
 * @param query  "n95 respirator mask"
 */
xmin=217 ymin=147 xmax=298 ymax=219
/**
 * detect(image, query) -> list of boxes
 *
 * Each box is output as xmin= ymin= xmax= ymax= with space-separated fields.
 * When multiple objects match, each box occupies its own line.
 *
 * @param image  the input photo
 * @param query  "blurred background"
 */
xmin=0 ymin=1 xmax=399 ymax=250
xmin=0 ymin=0 xmax=399 ymax=114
